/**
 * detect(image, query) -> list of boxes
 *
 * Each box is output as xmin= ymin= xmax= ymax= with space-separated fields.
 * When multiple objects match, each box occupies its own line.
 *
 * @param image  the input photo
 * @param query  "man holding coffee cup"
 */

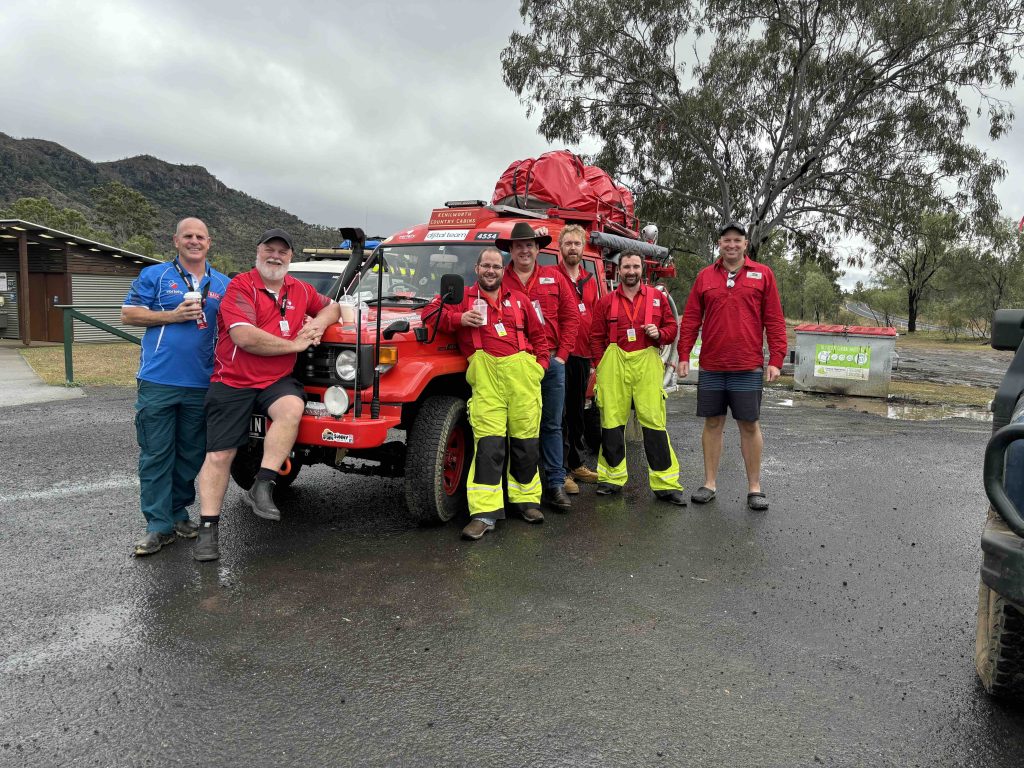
xmin=122 ymin=217 xmax=230 ymax=556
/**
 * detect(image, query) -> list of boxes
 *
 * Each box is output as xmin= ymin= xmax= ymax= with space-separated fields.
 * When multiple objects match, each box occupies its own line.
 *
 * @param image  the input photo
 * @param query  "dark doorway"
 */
xmin=27 ymin=273 xmax=68 ymax=342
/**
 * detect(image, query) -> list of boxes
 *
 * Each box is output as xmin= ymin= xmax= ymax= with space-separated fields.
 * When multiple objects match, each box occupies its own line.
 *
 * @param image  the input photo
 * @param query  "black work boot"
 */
xmin=542 ymin=485 xmax=572 ymax=512
xmin=193 ymin=521 xmax=220 ymax=562
xmin=244 ymin=478 xmax=281 ymax=521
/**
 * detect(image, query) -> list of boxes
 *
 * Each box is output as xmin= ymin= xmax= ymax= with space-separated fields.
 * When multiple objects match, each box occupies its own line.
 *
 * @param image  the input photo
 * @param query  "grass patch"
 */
xmin=20 ymin=343 xmax=139 ymax=386
xmin=887 ymin=379 xmax=993 ymax=407
xmin=766 ymin=373 xmax=992 ymax=407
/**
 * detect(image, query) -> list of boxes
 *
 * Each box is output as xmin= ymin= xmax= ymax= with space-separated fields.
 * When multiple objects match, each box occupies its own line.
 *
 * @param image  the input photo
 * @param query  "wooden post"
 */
xmin=17 ymin=230 xmax=29 ymax=346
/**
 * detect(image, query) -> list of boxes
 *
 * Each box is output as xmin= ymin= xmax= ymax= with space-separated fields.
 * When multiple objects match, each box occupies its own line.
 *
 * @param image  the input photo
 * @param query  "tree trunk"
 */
xmin=907 ymin=291 xmax=918 ymax=333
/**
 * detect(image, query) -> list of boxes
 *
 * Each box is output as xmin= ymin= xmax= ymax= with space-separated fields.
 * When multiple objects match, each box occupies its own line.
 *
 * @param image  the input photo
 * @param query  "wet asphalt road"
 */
xmin=2 ymin=386 xmax=1024 ymax=767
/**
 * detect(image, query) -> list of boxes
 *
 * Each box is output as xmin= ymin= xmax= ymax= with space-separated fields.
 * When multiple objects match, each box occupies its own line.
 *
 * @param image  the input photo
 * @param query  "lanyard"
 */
xmin=609 ymin=288 xmax=653 ymax=342
xmin=469 ymin=289 xmax=527 ymax=351
xmin=172 ymin=258 xmax=211 ymax=302
xmin=267 ymin=287 xmax=289 ymax=319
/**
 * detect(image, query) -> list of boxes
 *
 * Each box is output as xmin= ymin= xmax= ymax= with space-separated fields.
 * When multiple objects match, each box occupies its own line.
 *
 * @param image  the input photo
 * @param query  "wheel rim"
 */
xmin=441 ymin=424 xmax=466 ymax=496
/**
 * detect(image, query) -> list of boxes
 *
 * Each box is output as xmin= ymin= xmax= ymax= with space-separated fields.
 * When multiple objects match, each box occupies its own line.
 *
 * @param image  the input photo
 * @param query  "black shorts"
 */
xmin=205 ymin=376 xmax=306 ymax=452
xmin=696 ymin=369 xmax=763 ymax=422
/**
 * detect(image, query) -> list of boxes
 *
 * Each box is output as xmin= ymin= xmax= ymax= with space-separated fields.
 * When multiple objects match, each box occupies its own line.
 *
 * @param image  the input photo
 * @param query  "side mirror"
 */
xmin=992 ymin=309 xmax=1024 ymax=351
xmin=440 ymin=274 xmax=464 ymax=304
xmin=383 ymin=320 xmax=410 ymax=340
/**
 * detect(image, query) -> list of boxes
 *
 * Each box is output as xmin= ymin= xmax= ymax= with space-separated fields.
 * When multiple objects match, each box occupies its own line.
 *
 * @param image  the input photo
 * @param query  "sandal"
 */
xmin=691 ymin=486 xmax=716 ymax=504
xmin=747 ymin=492 xmax=769 ymax=511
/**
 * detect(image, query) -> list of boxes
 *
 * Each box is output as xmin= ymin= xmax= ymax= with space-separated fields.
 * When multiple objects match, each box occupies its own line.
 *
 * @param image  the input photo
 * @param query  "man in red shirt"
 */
xmin=193 ymin=229 xmax=340 ymax=561
xmin=556 ymin=224 xmax=600 ymax=490
xmin=428 ymin=246 xmax=550 ymax=540
xmin=590 ymin=251 xmax=686 ymax=505
xmin=501 ymin=222 xmax=580 ymax=513
xmin=676 ymin=222 xmax=787 ymax=511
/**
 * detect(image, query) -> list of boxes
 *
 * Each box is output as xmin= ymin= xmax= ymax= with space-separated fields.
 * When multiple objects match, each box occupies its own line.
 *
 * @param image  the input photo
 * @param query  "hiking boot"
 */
xmin=133 ymin=531 xmax=176 ymax=557
xmin=655 ymin=489 xmax=688 ymax=506
xmin=244 ymin=478 xmax=281 ymax=521
xmin=572 ymin=465 xmax=599 ymax=484
xmin=193 ymin=522 xmax=220 ymax=562
xmin=462 ymin=518 xmax=495 ymax=540
xmin=563 ymin=475 xmax=580 ymax=495
xmin=519 ymin=507 xmax=545 ymax=524
xmin=174 ymin=519 xmax=199 ymax=539
xmin=595 ymin=482 xmax=621 ymax=496
xmin=542 ymin=486 xmax=572 ymax=511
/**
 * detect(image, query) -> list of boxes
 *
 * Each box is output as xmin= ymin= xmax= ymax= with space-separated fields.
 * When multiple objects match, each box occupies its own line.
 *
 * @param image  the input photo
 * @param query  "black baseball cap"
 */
xmin=257 ymin=228 xmax=294 ymax=251
xmin=717 ymin=221 xmax=747 ymax=238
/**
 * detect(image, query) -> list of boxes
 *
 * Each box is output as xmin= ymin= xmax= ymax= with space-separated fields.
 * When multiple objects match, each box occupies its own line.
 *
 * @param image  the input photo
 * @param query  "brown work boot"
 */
xmin=462 ymin=518 xmax=495 ymax=540
xmin=563 ymin=475 xmax=579 ymax=495
xmin=519 ymin=507 xmax=545 ymax=524
xmin=572 ymin=465 xmax=599 ymax=484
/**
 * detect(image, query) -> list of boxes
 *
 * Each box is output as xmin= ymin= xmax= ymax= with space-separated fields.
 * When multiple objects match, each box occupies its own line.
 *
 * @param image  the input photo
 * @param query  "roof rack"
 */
xmin=487 ymin=204 xmax=549 ymax=220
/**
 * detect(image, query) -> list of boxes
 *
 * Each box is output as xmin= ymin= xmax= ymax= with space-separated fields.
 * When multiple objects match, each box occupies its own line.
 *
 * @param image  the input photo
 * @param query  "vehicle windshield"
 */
xmin=289 ymin=270 xmax=345 ymax=296
xmin=350 ymin=244 xmax=488 ymax=304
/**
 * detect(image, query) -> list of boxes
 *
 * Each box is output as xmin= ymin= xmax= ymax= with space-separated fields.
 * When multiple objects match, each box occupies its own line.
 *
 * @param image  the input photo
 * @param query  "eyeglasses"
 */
xmin=478 ymin=265 xmax=502 ymax=272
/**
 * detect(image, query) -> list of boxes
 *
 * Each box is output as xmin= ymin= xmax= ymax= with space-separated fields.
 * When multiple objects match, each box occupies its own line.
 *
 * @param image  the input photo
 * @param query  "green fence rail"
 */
xmin=56 ymin=305 xmax=141 ymax=384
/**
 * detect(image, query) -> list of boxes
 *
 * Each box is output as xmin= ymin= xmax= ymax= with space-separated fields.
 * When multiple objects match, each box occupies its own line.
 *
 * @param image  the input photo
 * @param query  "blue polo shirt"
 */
xmin=123 ymin=259 xmax=231 ymax=388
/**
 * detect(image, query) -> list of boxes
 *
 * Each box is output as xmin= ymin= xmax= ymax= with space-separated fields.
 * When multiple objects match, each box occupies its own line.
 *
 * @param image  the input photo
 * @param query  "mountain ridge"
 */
xmin=0 ymin=132 xmax=340 ymax=268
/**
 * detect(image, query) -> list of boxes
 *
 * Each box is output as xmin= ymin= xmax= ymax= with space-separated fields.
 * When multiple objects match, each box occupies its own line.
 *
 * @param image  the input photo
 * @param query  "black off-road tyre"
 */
xmin=976 ymin=579 xmax=1024 ymax=698
xmin=230 ymin=442 xmax=302 ymax=491
xmin=405 ymin=396 xmax=471 ymax=524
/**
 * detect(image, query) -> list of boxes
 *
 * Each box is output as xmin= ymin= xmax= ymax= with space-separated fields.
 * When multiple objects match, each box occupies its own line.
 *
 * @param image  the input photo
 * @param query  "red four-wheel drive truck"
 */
xmin=230 ymin=201 xmax=675 ymax=523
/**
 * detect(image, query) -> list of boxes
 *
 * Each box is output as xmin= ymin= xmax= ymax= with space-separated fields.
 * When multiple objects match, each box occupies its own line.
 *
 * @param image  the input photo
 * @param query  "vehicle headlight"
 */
xmin=323 ymin=386 xmax=349 ymax=416
xmin=335 ymin=350 xmax=357 ymax=380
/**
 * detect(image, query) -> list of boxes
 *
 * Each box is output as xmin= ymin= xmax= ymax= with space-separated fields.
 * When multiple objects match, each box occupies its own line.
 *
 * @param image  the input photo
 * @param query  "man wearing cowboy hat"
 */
xmin=498 ymin=222 xmax=580 ymax=512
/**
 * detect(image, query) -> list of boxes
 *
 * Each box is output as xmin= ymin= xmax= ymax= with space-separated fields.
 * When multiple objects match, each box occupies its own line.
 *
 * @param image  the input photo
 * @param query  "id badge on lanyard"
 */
xmin=626 ymin=327 xmax=637 ymax=342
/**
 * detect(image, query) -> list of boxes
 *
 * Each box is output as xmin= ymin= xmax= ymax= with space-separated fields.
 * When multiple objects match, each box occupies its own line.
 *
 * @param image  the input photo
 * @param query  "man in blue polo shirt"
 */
xmin=122 ymin=217 xmax=230 ymax=556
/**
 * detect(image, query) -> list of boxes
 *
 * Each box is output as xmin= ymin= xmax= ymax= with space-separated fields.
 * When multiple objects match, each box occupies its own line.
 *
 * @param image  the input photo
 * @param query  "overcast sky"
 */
xmin=2 ymin=0 xmax=1021 ymax=288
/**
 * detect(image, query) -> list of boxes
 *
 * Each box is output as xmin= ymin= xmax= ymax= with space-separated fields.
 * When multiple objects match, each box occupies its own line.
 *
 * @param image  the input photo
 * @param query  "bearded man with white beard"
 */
xmin=192 ymin=229 xmax=340 ymax=562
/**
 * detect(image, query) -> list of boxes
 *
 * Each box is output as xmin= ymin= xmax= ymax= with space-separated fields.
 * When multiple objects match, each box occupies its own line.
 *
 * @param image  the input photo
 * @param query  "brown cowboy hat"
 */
xmin=495 ymin=221 xmax=552 ymax=252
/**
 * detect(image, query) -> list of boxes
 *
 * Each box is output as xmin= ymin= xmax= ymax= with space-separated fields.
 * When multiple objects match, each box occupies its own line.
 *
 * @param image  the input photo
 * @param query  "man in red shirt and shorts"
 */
xmin=676 ymin=222 xmax=787 ymax=511
xmin=193 ymin=229 xmax=340 ymax=561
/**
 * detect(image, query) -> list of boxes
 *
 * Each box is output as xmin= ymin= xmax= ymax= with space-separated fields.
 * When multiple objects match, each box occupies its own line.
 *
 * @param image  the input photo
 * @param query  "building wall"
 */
xmin=70 ymin=274 xmax=142 ymax=343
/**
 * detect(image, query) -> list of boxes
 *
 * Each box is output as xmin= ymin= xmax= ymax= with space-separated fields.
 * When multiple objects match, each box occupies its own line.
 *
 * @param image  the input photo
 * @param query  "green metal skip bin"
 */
xmin=793 ymin=324 xmax=898 ymax=398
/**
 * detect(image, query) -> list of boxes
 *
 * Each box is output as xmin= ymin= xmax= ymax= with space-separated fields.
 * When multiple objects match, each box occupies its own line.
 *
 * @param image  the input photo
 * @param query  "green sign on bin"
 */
xmin=813 ymin=343 xmax=871 ymax=381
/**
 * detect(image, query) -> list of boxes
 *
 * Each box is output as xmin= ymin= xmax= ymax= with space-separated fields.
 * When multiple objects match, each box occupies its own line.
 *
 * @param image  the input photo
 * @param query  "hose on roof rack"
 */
xmin=589 ymin=231 xmax=671 ymax=263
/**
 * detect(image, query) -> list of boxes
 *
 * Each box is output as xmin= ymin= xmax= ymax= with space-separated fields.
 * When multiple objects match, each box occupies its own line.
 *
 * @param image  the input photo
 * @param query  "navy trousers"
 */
xmin=135 ymin=380 xmax=208 ymax=534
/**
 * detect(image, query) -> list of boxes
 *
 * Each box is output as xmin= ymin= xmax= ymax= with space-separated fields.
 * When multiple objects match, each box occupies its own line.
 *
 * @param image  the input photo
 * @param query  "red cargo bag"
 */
xmin=583 ymin=166 xmax=627 ymax=224
xmin=492 ymin=150 xmax=592 ymax=212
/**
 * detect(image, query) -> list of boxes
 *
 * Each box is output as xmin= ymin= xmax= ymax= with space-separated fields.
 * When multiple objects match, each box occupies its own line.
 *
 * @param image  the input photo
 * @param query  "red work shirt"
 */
xmin=427 ymin=284 xmax=550 ymax=369
xmin=677 ymin=257 xmax=787 ymax=371
xmin=212 ymin=269 xmax=332 ymax=388
xmin=503 ymin=263 xmax=580 ymax=362
xmin=590 ymin=284 xmax=678 ymax=364
xmin=557 ymin=263 xmax=599 ymax=359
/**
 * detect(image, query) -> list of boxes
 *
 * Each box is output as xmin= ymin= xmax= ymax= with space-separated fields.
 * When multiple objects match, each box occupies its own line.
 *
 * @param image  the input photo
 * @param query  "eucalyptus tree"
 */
xmin=503 ymin=0 xmax=1023 ymax=259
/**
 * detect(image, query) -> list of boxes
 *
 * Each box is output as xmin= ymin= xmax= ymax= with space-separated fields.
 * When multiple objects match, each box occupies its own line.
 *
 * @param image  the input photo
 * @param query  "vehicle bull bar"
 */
xmin=984 ymin=423 xmax=1024 ymax=538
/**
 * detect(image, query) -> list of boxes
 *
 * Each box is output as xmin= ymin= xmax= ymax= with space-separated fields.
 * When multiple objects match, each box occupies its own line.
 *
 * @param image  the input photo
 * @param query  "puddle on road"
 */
xmin=768 ymin=392 xmax=991 ymax=422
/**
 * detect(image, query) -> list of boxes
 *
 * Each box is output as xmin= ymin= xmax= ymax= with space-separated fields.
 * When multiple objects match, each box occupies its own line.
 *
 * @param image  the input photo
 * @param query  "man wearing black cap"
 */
xmin=499 ymin=222 xmax=580 ymax=512
xmin=192 ymin=229 xmax=340 ymax=561
xmin=676 ymin=222 xmax=787 ymax=512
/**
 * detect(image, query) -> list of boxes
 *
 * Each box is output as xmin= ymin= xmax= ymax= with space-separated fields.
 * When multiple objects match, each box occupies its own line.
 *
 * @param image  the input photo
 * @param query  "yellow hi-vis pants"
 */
xmin=465 ymin=350 xmax=545 ymax=517
xmin=595 ymin=344 xmax=682 ymax=491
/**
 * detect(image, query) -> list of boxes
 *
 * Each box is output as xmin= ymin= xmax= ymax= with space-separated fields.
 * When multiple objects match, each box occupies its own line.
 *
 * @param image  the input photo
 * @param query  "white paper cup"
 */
xmin=472 ymin=298 xmax=488 ymax=325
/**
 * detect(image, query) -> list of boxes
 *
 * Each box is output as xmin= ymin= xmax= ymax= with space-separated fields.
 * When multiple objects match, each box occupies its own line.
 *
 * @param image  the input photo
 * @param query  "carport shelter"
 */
xmin=0 ymin=219 xmax=159 ymax=344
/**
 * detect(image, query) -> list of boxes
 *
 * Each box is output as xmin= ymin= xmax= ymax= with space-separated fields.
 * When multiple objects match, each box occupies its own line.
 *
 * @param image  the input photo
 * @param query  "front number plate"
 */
xmin=249 ymin=415 xmax=266 ymax=439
